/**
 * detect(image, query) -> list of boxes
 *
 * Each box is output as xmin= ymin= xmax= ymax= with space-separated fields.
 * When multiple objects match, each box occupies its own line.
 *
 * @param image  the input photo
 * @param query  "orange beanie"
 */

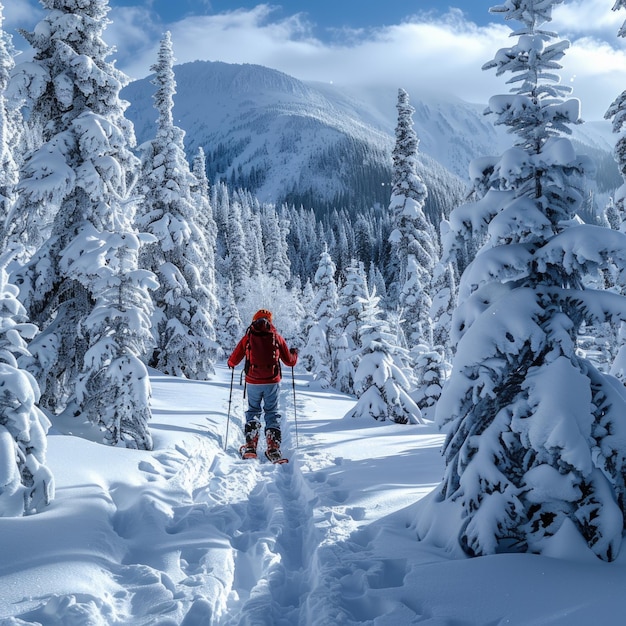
xmin=252 ymin=309 xmax=272 ymax=323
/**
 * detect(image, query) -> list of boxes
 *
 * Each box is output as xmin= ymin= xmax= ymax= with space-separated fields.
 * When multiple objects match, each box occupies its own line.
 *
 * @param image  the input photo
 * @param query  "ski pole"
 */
xmin=224 ymin=367 xmax=235 ymax=451
xmin=292 ymin=366 xmax=299 ymax=448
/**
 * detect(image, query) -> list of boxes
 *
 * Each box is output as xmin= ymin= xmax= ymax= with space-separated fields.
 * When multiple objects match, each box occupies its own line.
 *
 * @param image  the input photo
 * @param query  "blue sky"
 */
xmin=106 ymin=1 xmax=495 ymax=34
xmin=5 ymin=1 xmax=626 ymax=121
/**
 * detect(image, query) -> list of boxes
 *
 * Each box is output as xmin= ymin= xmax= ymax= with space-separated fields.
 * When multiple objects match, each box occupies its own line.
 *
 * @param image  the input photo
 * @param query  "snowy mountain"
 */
xmin=122 ymin=62 xmax=469 ymax=219
xmin=123 ymin=61 xmax=391 ymax=211
xmin=122 ymin=60 xmax=619 ymax=219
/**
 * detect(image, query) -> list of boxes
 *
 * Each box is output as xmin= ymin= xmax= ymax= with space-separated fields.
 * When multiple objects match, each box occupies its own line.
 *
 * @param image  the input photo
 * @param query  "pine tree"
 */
xmin=262 ymin=205 xmax=291 ymax=284
xmin=7 ymin=0 xmax=132 ymax=251
xmin=334 ymin=260 xmax=369 ymax=349
xmin=191 ymin=147 xmax=217 ymax=244
xmin=10 ymin=0 xmax=147 ymax=418
xmin=211 ymin=181 xmax=230 ymax=257
xmin=605 ymin=0 xmax=626 ymax=388
xmin=137 ymin=32 xmax=218 ymax=378
xmin=345 ymin=289 xmax=423 ymax=424
xmin=430 ymin=260 xmax=456 ymax=362
xmin=0 ymin=4 xmax=19 ymax=233
xmin=399 ymin=254 xmax=433 ymax=349
xmin=425 ymin=0 xmax=626 ymax=561
xmin=388 ymin=88 xmax=439 ymax=374
xmin=65 ymin=225 xmax=157 ymax=449
xmin=299 ymin=278 xmax=316 ymax=372
xmin=607 ymin=1 xmax=626 ymax=217
xmin=387 ymin=89 xmax=443 ymax=416
xmin=190 ymin=146 xmax=220 ymax=324
xmin=331 ymin=260 xmax=368 ymax=393
xmin=224 ymin=199 xmax=251 ymax=302
xmin=215 ymin=281 xmax=242 ymax=353
xmin=0 ymin=251 xmax=54 ymax=516
xmin=303 ymin=248 xmax=337 ymax=387
xmin=388 ymin=88 xmax=438 ymax=308
xmin=368 ymin=261 xmax=388 ymax=309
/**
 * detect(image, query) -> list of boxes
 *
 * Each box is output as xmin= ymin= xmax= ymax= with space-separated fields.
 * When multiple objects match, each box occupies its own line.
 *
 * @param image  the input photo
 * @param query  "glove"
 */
xmin=227 ymin=359 xmax=235 ymax=369
xmin=289 ymin=347 xmax=298 ymax=356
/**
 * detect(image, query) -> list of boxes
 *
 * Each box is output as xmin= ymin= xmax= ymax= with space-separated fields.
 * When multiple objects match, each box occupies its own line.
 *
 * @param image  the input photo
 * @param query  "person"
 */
xmin=227 ymin=309 xmax=298 ymax=461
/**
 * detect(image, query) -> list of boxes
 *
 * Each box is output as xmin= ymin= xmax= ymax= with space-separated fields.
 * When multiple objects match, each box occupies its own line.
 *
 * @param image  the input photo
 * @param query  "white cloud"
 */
xmin=109 ymin=4 xmax=626 ymax=121
xmin=553 ymin=0 xmax=624 ymax=37
xmin=2 ymin=0 xmax=41 ymax=30
xmin=8 ymin=2 xmax=626 ymax=121
xmin=105 ymin=6 xmax=162 ymax=74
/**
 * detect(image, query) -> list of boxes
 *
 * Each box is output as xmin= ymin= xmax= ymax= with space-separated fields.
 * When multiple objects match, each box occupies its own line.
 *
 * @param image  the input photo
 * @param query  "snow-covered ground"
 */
xmin=1 ymin=364 xmax=626 ymax=625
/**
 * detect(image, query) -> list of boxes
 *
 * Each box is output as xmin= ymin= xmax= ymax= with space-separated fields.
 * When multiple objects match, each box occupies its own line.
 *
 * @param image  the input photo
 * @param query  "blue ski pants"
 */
xmin=245 ymin=383 xmax=281 ymax=431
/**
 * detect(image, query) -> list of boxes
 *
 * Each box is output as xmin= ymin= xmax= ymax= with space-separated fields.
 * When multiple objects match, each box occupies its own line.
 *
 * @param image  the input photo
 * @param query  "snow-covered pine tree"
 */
xmin=423 ymin=0 xmax=626 ymax=562
xmin=332 ymin=219 xmax=352 ymax=275
xmin=387 ymin=89 xmax=444 ymax=417
xmin=345 ymin=288 xmax=423 ymax=424
xmin=224 ymin=199 xmax=251 ymax=303
xmin=7 ymin=0 xmax=119 ymax=252
xmin=332 ymin=332 xmax=355 ymax=395
xmin=334 ymin=260 xmax=369 ymax=349
xmin=399 ymin=253 xmax=447 ymax=419
xmin=241 ymin=193 xmax=264 ymax=280
xmin=0 ymin=250 xmax=54 ymax=516
xmin=262 ymin=205 xmax=291 ymax=284
xmin=191 ymin=147 xmax=217 ymax=244
xmin=331 ymin=259 xmax=369 ymax=393
xmin=388 ymin=88 xmax=438 ymax=312
xmin=0 ymin=4 xmax=19 ymax=232
xmin=606 ymin=0 xmax=626 ymax=387
xmin=417 ymin=259 xmax=455 ymax=420
xmin=302 ymin=248 xmax=337 ymax=387
xmin=211 ymin=181 xmax=230 ymax=263
xmin=298 ymin=278 xmax=316 ymax=371
xmin=430 ymin=259 xmax=456 ymax=362
xmin=607 ymin=0 xmax=626 ymax=220
xmin=190 ymin=146 xmax=220 ymax=324
xmin=136 ymin=32 xmax=218 ymax=379
xmin=604 ymin=197 xmax=621 ymax=231
xmin=399 ymin=254 xmax=433 ymax=350
xmin=330 ymin=259 xmax=369 ymax=394
xmin=9 ymin=0 xmax=146 ymax=415
xmin=368 ymin=261 xmax=388 ymax=309
xmin=216 ymin=280 xmax=242 ymax=353
xmin=62 ymin=224 xmax=157 ymax=449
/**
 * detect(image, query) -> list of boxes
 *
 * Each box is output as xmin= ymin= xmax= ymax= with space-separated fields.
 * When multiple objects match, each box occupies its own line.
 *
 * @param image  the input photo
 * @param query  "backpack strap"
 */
xmin=244 ymin=326 xmax=252 ymax=374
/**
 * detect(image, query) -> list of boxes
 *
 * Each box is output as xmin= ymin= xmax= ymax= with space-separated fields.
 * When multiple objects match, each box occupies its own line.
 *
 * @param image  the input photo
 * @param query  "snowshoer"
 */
xmin=227 ymin=309 xmax=298 ymax=462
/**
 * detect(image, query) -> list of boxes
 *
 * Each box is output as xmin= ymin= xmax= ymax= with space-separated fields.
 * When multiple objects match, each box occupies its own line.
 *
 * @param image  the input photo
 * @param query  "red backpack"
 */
xmin=245 ymin=318 xmax=281 ymax=378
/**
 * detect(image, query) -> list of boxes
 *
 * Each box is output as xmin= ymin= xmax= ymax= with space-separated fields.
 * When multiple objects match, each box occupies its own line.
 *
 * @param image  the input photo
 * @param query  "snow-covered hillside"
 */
xmin=122 ymin=61 xmax=618 ymax=217
xmin=2 ymin=365 xmax=625 ymax=625
xmin=123 ymin=61 xmax=393 ymax=209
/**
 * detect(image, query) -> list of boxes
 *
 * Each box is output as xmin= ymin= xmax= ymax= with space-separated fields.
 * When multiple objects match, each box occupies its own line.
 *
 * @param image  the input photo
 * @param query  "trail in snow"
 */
xmin=99 ymin=371 xmax=326 ymax=625
xmin=7 ymin=369 xmax=626 ymax=624
xmin=178 ymin=377 xmax=324 ymax=626
xmin=5 ymin=366 xmax=443 ymax=625
xmin=125 ymin=370 xmax=394 ymax=626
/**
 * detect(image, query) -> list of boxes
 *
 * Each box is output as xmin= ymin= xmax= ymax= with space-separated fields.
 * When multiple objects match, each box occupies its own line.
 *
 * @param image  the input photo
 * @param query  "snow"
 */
xmin=2 ymin=364 xmax=626 ymax=625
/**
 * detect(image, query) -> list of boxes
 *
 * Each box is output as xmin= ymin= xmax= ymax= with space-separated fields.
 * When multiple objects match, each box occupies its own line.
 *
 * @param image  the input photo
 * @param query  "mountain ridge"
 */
xmin=122 ymin=60 xmax=618 ymax=219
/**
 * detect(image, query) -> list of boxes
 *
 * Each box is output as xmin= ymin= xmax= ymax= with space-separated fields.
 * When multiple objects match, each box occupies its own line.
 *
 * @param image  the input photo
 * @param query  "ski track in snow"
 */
xmin=87 ymin=379 xmax=325 ymax=625
xmin=138 ymin=384 xmax=429 ymax=625
xmin=16 ymin=372 xmax=436 ymax=625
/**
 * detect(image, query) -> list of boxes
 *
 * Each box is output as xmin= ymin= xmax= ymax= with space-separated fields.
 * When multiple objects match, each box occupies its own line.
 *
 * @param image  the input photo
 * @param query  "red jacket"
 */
xmin=227 ymin=323 xmax=298 ymax=384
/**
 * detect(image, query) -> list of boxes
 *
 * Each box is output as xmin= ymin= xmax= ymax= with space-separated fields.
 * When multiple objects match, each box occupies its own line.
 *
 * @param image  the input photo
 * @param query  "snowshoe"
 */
xmin=265 ymin=448 xmax=288 ymax=464
xmin=265 ymin=427 xmax=288 ymax=464
xmin=240 ymin=444 xmax=258 ymax=460
xmin=240 ymin=421 xmax=260 ymax=459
